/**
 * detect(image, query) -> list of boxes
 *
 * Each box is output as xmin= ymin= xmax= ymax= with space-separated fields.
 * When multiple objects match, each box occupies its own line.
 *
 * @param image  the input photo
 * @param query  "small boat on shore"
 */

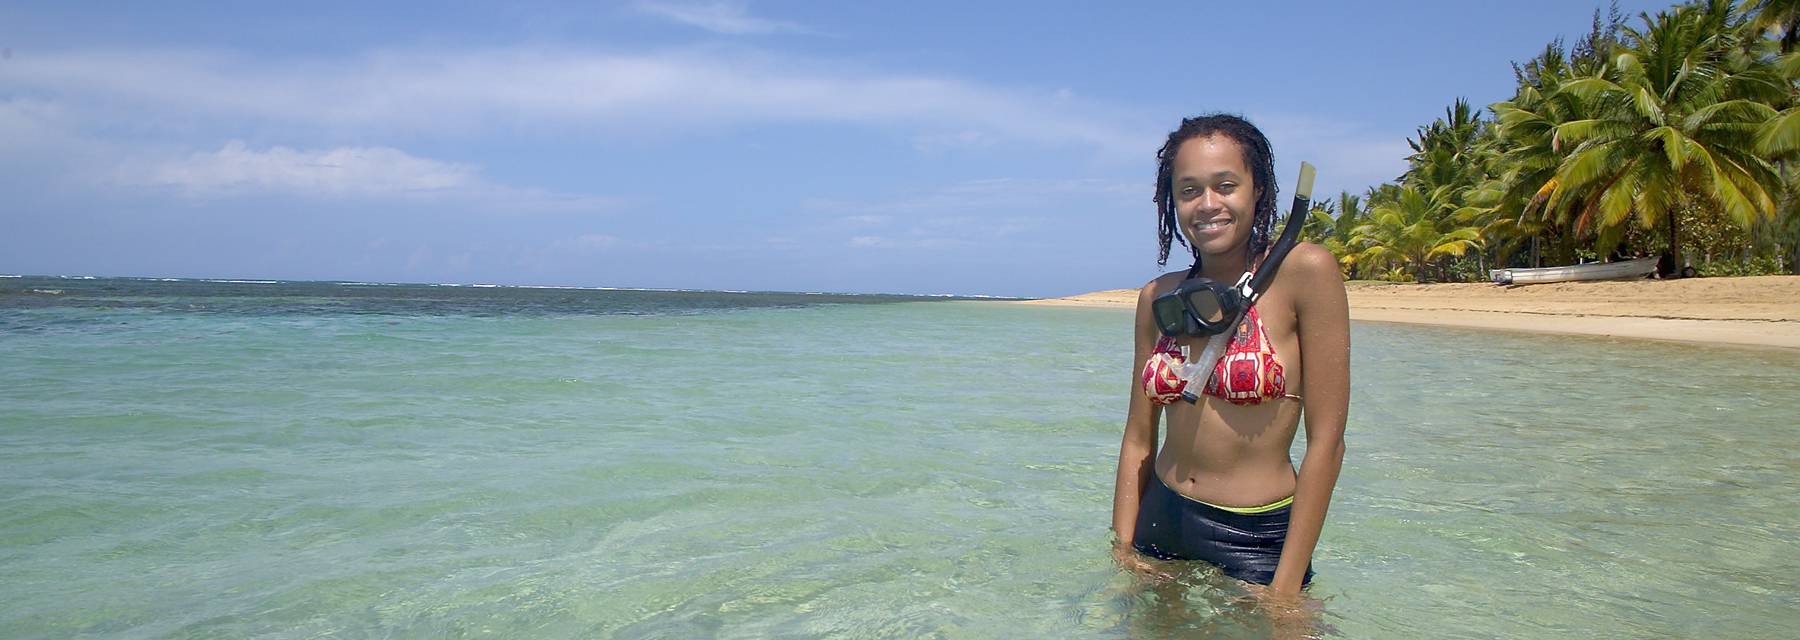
xmin=1490 ymin=257 xmax=1659 ymax=285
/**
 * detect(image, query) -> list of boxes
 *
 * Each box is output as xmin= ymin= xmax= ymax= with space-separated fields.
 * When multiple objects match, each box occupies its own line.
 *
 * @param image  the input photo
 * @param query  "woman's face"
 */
xmin=1170 ymin=134 xmax=1258 ymax=262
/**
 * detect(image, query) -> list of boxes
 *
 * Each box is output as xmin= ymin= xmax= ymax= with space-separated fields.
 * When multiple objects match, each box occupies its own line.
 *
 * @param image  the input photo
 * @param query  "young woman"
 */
xmin=1111 ymin=114 xmax=1349 ymax=596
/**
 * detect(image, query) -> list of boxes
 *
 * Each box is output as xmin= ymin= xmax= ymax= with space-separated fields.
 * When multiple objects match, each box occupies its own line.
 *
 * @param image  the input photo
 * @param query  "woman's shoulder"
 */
xmin=1285 ymin=242 xmax=1339 ymax=272
xmin=1279 ymin=242 xmax=1345 ymax=287
xmin=1277 ymin=242 xmax=1349 ymax=318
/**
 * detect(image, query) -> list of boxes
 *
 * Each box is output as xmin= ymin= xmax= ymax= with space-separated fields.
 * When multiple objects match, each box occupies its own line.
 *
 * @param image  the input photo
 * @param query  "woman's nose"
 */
xmin=1198 ymin=189 xmax=1223 ymax=210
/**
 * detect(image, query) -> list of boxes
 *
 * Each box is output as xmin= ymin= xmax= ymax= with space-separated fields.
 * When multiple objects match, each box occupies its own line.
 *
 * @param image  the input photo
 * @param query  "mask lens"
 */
xmin=1152 ymin=295 xmax=1188 ymax=335
xmin=1185 ymin=289 xmax=1226 ymax=325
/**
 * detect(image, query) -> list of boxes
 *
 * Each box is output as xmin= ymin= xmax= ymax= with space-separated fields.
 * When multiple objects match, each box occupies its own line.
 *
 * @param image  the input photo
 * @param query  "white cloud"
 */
xmin=128 ymin=141 xmax=476 ymax=197
xmin=845 ymin=235 xmax=969 ymax=250
xmin=1 ymin=47 xmax=1151 ymax=153
xmin=633 ymin=1 xmax=813 ymax=35
xmin=805 ymin=178 xmax=1138 ymax=217
xmin=805 ymin=178 xmax=1137 ymax=252
xmin=911 ymin=130 xmax=995 ymax=152
xmin=842 ymin=214 xmax=889 ymax=226
xmin=113 ymin=141 xmax=618 ymax=211
xmin=552 ymin=234 xmax=622 ymax=252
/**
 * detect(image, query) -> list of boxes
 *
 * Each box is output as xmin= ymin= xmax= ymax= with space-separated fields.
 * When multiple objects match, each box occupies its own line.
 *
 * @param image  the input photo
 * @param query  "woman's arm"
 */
xmin=1270 ymin=243 xmax=1350 ymax=594
xmin=1112 ymin=281 xmax=1165 ymax=549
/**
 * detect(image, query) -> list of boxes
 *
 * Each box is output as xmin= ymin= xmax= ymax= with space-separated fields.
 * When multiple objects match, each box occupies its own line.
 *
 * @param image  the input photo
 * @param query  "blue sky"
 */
xmin=2 ymin=0 xmax=1675 ymax=296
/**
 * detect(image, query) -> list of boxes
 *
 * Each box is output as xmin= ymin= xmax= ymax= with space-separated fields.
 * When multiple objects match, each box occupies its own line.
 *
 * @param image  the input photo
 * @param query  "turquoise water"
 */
xmin=3 ymin=276 xmax=1798 ymax=638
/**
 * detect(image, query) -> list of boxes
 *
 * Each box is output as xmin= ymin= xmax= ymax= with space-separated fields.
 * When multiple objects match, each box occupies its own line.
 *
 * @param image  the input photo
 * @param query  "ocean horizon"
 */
xmin=0 ymin=273 xmax=1039 ymax=301
xmin=4 ymin=276 xmax=1797 ymax=638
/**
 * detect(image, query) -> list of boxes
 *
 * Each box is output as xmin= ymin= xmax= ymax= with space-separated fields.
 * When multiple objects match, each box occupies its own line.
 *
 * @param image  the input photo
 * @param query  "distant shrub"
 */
xmin=1696 ymin=256 xmax=1786 ymax=277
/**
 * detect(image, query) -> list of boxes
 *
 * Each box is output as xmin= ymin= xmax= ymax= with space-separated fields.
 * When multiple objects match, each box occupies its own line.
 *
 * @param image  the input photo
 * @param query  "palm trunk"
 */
xmin=1791 ymin=226 xmax=1800 ymax=274
xmin=1666 ymin=208 xmax=1681 ymax=276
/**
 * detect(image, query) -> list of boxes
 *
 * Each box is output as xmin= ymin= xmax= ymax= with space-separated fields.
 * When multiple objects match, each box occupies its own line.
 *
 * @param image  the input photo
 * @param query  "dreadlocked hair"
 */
xmin=1153 ymin=113 xmax=1279 ymax=270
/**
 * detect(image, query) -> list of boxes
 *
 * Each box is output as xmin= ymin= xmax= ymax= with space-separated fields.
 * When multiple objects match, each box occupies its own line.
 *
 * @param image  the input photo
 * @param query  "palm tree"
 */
xmin=1489 ymin=6 xmax=1633 ymax=267
xmin=1754 ymin=49 xmax=1800 ymax=273
xmin=1766 ymin=164 xmax=1800 ymax=272
xmin=1304 ymin=191 xmax=1369 ymax=278
xmin=1746 ymin=0 xmax=1800 ymax=52
xmin=1547 ymin=0 xmax=1787 ymax=270
xmin=1747 ymin=4 xmax=1800 ymax=274
xmin=1455 ymin=168 xmax=1540 ymax=275
xmin=1388 ymin=99 xmax=1506 ymax=280
xmin=1350 ymin=188 xmax=1484 ymax=282
xmin=1777 ymin=196 xmax=1800 ymax=272
xmin=1492 ymin=44 xmax=1597 ymax=266
xmin=1404 ymin=99 xmax=1489 ymax=199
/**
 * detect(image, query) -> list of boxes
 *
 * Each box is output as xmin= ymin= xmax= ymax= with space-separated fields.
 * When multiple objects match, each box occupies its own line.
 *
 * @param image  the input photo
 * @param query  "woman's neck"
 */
xmin=1196 ymin=246 xmax=1251 ymax=282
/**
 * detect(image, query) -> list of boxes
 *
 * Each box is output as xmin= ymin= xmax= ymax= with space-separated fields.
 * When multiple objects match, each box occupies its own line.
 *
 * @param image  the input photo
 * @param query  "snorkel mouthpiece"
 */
xmin=1295 ymin=161 xmax=1316 ymax=201
xmin=1177 ymin=331 xmax=1233 ymax=403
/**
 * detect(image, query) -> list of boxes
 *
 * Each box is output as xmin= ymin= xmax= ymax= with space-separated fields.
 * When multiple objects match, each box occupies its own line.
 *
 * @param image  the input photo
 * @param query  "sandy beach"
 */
xmin=1018 ymin=276 xmax=1800 ymax=350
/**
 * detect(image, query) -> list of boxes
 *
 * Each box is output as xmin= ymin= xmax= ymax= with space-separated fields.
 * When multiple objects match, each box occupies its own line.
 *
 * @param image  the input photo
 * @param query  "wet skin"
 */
xmin=1112 ymin=134 xmax=1351 ymax=595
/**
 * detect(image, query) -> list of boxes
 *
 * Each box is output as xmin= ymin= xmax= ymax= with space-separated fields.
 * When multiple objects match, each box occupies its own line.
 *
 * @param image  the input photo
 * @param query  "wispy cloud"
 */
xmin=841 ymin=214 xmax=890 ymax=226
xmin=799 ymin=177 xmax=1138 ymax=251
xmin=1 ymin=98 xmax=103 ymax=164
xmin=911 ymin=130 xmax=995 ymax=152
xmin=1254 ymin=114 xmax=1413 ymax=196
xmin=805 ymin=178 xmax=1139 ymax=217
xmin=1 ymin=47 xmax=1151 ymax=153
xmin=112 ymin=141 xmax=618 ymax=211
xmin=0 ymin=98 xmax=68 ymax=139
xmin=127 ymin=141 xmax=476 ymax=197
xmin=845 ymin=235 xmax=971 ymax=250
xmin=550 ymin=234 xmax=623 ymax=252
xmin=633 ymin=1 xmax=814 ymax=35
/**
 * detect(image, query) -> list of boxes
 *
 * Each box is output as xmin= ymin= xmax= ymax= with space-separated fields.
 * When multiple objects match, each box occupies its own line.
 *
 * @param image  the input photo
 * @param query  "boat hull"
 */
xmin=1490 ymin=257 xmax=1658 ymax=285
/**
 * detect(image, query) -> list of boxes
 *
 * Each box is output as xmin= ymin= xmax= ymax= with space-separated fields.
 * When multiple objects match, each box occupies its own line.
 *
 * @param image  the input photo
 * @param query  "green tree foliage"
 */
xmin=1304 ymin=192 xmax=1368 ymax=278
xmin=1550 ymin=0 xmax=1785 ymax=261
xmin=1746 ymin=0 xmax=1800 ymax=51
xmin=1341 ymin=0 xmax=1800 ymax=282
xmin=1350 ymin=189 xmax=1484 ymax=282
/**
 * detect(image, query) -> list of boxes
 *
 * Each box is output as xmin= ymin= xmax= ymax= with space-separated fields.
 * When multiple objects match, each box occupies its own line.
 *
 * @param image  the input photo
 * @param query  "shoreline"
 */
xmin=1013 ymin=276 xmax=1800 ymax=350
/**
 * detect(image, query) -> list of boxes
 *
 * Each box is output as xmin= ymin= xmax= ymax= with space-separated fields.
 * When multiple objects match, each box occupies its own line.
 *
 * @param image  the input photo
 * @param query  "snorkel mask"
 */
xmin=1152 ymin=161 xmax=1315 ymax=403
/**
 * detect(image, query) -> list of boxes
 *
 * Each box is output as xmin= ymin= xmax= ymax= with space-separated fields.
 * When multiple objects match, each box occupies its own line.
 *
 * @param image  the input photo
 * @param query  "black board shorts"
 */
xmin=1132 ymin=475 xmax=1314 ymax=586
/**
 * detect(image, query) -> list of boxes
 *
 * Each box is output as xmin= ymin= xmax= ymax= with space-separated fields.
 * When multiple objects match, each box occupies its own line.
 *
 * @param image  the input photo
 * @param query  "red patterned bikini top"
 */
xmin=1142 ymin=304 xmax=1299 ymax=406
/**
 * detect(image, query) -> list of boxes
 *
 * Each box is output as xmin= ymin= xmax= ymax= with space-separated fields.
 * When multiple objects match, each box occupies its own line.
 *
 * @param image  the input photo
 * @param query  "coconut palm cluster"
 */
xmin=1307 ymin=0 xmax=1800 ymax=282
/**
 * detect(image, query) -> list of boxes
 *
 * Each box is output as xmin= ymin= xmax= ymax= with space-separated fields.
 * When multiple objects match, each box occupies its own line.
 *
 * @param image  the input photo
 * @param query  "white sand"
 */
xmin=1017 ymin=276 xmax=1800 ymax=350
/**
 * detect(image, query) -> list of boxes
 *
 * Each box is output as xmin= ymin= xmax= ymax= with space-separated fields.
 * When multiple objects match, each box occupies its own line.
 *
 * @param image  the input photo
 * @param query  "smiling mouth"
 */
xmin=1193 ymin=219 xmax=1231 ymax=232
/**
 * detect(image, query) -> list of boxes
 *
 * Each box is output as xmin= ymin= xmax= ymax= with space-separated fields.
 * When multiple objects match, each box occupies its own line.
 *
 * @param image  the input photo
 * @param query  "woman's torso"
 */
xmin=1147 ymin=269 xmax=1306 ymax=508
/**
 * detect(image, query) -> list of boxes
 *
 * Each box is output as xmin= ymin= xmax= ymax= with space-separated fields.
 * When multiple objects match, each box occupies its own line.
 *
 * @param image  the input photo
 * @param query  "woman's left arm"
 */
xmin=1270 ymin=243 xmax=1350 ymax=594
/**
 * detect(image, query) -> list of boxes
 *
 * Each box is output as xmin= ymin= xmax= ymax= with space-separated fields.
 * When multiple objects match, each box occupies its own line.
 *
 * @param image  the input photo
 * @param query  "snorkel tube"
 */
xmin=1174 ymin=162 xmax=1316 ymax=403
xmin=1247 ymin=162 xmax=1316 ymax=303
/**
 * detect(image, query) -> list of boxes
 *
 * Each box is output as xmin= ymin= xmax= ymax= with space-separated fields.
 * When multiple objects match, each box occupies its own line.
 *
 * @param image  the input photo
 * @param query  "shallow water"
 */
xmin=3 ymin=277 xmax=1797 ymax=638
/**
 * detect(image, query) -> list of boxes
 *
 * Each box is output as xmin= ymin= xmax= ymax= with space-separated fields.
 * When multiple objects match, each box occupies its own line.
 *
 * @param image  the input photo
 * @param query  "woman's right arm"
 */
xmin=1111 ymin=281 xmax=1163 ymax=548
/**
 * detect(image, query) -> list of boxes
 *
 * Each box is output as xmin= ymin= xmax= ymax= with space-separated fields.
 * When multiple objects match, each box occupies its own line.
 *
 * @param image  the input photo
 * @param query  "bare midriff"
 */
xmin=1154 ymin=395 xmax=1304 ymax=509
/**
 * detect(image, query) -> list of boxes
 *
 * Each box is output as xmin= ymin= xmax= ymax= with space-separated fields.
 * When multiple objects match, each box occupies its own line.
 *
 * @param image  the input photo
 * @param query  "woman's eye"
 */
xmin=1180 ymin=186 xmax=1197 ymax=196
xmin=1218 ymin=184 xmax=1236 ymax=194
